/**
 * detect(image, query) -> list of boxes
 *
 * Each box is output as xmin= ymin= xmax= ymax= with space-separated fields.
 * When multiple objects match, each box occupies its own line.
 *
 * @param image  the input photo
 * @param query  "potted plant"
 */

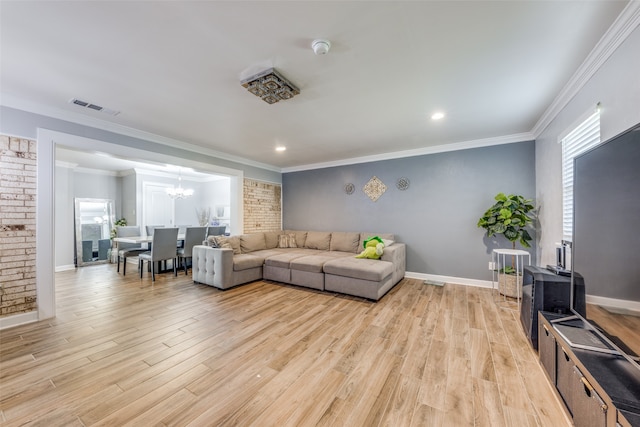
xmin=477 ymin=192 xmax=535 ymax=296
xmin=110 ymin=218 xmax=127 ymax=240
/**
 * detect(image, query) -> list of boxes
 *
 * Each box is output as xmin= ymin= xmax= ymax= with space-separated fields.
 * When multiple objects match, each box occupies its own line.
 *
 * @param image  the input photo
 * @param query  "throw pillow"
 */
xmin=277 ymin=233 xmax=297 ymax=248
xmin=207 ymin=235 xmax=219 ymax=247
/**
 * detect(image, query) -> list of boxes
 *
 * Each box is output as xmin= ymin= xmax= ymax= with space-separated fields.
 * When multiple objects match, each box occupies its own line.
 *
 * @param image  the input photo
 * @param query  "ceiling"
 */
xmin=55 ymin=146 xmax=227 ymax=180
xmin=0 ymin=1 xmax=630 ymax=170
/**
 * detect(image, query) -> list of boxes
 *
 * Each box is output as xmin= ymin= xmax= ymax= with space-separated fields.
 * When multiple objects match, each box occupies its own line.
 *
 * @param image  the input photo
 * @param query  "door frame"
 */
xmin=36 ymin=129 xmax=244 ymax=322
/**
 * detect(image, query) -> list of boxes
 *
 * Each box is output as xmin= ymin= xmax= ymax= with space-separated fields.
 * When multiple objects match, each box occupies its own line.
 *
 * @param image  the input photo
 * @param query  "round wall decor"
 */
xmin=344 ymin=183 xmax=355 ymax=195
xmin=396 ymin=177 xmax=410 ymax=191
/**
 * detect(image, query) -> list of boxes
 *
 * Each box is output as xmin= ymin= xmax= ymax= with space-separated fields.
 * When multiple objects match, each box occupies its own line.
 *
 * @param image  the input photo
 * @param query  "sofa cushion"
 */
xmin=330 ymin=232 xmax=360 ymax=253
xmin=323 ymin=257 xmax=394 ymax=282
xmin=264 ymin=250 xmax=320 ymax=268
xmin=249 ymin=249 xmax=289 ymax=260
xmin=264 ymin=231 xmax=281 ymax=249
xmin=216 ymin=235 xmax=241 ymax=255
xmin=241 ymin=233 xmax=267 ymax=253
xmin=233 ymin=254 xmax=264 ymax=271
xmin=290 ymin=255 xmax=335 ymax=273
xmin=304 ymin=231 xmax=331 ymax=250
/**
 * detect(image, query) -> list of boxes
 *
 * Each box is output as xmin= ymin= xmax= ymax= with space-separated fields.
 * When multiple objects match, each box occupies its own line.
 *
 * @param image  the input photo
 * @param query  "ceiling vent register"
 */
xmin=240 ymin=68 xmax=300 ymax=104
xmin=69 ymin=98 xmax=120 ymax=116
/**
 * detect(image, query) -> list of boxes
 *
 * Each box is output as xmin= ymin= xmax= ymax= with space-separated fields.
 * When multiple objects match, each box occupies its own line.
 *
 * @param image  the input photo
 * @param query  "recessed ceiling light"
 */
xmin=431 ymin=112 xmax=445 ymax=120
xmin=275 ymin=146 xmax=286 ymax=152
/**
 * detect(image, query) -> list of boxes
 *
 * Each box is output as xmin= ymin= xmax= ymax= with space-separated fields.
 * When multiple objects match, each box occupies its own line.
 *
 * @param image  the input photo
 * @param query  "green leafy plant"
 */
xmin=477 ymin=192 xmax=535 ymax=250
xmin=110 ymin=218 xmax=127 ymax=239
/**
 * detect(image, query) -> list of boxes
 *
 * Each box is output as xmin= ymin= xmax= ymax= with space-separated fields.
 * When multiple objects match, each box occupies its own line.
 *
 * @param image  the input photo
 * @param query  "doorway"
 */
xmin=142 ymin=182 xmax=175 ymax=229
xmin=37 ymin=129 xmax=245 ymax=322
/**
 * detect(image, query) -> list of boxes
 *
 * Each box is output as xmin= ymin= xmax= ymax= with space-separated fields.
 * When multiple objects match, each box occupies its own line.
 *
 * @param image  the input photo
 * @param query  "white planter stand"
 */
xmin=492 ymin=248 xmax=530 ymax=309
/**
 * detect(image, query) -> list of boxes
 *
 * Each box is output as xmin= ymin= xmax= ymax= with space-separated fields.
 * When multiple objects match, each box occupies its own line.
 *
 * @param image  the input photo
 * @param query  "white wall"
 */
xmin=536 ymin=24 xmax=640 ymax=266
xmin=54 ymin=165 xmax=74 ymax=269
xmin=133 ymin=171 xmax=231 ymax=229
xmin=173 ymin=178 xmax=231 ymax=226
xmin=53 ymin=167 xmax=121 ymax=269
xmin=121 ymin=171 xmax=137 ymax=225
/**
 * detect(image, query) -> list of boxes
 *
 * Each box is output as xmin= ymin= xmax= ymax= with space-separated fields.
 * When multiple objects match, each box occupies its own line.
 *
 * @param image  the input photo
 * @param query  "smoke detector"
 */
xmin=312 ymin=39 xmax=331 ymax=55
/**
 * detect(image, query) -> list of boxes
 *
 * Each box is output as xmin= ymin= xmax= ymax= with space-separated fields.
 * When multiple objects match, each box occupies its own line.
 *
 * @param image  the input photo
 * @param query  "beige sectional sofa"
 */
xmin=191 ymin=230 xmax=406 ymax=301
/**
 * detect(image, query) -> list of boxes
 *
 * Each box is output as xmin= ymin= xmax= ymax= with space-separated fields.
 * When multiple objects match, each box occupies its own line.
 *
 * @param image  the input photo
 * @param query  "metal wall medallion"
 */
xmin=396 ymin=177 xmax=410 ymax=191
xmin=344 ymin=183 xmax=355 ymax=195
xmin=363 ymin=176 xmax=387 ymax=202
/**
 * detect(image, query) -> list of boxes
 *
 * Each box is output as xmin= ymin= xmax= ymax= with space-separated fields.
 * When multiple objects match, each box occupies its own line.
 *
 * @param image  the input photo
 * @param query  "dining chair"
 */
xmin=138 ymin=227 xmax=179 ymax=281
xmin=176 ymin=225 xmax=191 ymax=248
xmin=206 ymin=226 xmax=227 ymax=237
xmin=145 ymin=225 xmax=163 ymax=237
xmin=177 ymin=226 xmax=207 ymax=275
xmin=116 ymin=226 xmax=146 ymax=275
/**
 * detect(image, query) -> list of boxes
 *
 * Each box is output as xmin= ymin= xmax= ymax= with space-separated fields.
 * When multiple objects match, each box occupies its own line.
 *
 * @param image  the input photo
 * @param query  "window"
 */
xmin=561 ymin=110 xmax=600 ymax=241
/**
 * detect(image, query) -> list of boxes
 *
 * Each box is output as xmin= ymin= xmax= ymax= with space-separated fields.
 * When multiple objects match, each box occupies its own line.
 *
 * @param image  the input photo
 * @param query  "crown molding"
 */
xmin=1 ymin=94 xmax=281 ymax=173
xmin=531 ymin=1 xmax=640 ymax=137
xmin=281 ymin=132 xmax=534 ymax=173
xmin=132 ymin=167 xmax=225 ymax=182
xmin=54 ymin=160 xmax=78 ymax=169
xmin=74 ymin=166 xmax=119 ymax=177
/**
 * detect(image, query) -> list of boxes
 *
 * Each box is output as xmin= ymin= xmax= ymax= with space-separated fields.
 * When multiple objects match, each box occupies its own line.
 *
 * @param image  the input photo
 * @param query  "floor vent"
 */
xmin=69 ymin=98 xmax=120 ymax=116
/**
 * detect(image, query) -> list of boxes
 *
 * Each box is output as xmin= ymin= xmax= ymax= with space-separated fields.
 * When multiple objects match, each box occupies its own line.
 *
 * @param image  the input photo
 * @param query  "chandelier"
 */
xmin=240 ymin=68 xmax=300 ymax=104
xmin=166 ymin=171 xmax=194 ymax=199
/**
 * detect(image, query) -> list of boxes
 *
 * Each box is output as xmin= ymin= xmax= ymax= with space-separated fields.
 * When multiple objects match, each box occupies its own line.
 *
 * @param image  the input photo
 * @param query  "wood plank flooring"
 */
xmin=0 ymin=265 xmax=570 ymax=426
xmin=587 ymin=303 xmax=640 ymax=356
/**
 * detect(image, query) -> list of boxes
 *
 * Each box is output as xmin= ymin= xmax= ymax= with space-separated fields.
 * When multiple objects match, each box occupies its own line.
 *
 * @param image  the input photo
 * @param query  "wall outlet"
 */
xmin=488 ymin=261 xmax=496 ymax=271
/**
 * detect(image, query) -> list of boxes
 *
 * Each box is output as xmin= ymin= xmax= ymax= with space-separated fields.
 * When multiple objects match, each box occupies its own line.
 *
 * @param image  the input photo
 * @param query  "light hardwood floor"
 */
xmin=0 ymin=265 xmax=570 ymax=426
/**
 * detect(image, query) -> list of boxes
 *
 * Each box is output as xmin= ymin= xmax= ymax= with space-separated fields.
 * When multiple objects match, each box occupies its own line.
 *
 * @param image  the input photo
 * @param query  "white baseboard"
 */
xmin=55 ymin=264 xmax=76 ymax=272
xmin=0 ymin=310 xmax=39 ymax=330
xmin=586 ymin=295 xmax=640 ymax=315
xmin=405 ymin=271 xmax=493 ymax=289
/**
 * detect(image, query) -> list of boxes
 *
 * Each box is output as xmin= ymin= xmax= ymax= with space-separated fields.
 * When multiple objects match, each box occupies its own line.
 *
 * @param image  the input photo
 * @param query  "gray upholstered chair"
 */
xmin=138 ymin=227 xmax=179 ymax=281
xmin=177 ymin=226 xmax=207 ymax=275
xmin=116 ymin=226 xmax=146 ymax=275
xmin=206 ymin=226 xmax=227 ymax=237
xmin=145 ymin=225 xmax=162 ymax=237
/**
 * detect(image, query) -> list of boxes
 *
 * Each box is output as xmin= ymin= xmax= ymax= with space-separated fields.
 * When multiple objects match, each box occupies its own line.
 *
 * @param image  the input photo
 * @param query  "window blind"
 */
xmin=561 ymin=110 xmax=600 ymax=241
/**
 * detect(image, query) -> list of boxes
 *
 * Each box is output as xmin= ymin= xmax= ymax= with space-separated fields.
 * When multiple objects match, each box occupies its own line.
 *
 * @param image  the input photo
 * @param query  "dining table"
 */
xmin=112 ymin=234 xmax=186 ymax=245
xmin=112 ymin=234 xmax=186 ymax=274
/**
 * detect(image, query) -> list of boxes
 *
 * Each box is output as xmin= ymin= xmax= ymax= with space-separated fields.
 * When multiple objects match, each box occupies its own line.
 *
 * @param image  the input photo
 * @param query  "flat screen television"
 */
xmin=570 ymin=121 xmax=640 ymax=371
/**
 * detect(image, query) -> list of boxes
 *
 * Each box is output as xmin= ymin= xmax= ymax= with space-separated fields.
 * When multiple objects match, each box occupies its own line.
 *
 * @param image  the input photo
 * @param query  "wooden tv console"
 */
xmin=538 ymin=312 xmax=640 ymax=426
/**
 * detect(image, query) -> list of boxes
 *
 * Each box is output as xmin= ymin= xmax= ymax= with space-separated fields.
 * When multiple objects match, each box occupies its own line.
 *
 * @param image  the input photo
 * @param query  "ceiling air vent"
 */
xmin=69 ymin=98 xmax=120 ymax=116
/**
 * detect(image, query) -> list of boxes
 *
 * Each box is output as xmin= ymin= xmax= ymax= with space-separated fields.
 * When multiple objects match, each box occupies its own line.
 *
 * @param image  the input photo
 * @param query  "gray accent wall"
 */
xmin=283 ymin=141 xmax=536 ymax=281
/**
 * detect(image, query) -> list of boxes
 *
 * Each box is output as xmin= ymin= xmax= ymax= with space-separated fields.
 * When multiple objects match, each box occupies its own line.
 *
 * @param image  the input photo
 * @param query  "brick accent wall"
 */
xmin=243 ymin=178 xmax=281 ymax=233
xmin=0 ymin=135 xmax=37 ymax=316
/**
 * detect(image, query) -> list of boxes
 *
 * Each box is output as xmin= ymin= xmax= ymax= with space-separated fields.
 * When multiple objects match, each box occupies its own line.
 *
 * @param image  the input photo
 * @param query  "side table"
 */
xmin=492 ymin=248 xmax=531 ymax=309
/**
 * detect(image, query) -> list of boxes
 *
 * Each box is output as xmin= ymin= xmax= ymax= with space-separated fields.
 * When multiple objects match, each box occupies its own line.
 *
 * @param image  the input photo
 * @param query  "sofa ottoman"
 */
xmin=323 ymin=257 xmax=395 ymax=300
xmin=289 ymin=253 xmax=352 ymax=290
xmin=263 ymin=250 xmax=321 ymax=284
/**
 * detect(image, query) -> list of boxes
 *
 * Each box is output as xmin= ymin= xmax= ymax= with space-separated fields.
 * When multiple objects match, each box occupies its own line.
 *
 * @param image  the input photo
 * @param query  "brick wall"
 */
xmin=0 ymin=135 xmax=37 ymax=316
xmin=243 ymin=178 xmax=281 ymax=233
